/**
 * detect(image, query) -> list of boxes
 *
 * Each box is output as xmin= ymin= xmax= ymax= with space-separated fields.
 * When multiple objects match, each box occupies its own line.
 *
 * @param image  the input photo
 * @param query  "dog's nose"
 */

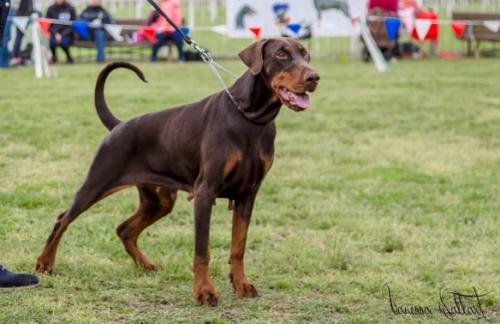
xmin=304 ymin=70 xmax=320 ymax=83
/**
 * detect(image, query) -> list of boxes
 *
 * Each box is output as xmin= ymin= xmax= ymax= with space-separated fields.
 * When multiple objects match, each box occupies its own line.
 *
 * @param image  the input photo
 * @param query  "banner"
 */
xmin=483 ymin=20 xmax=500 ymax=33
xmin=414 ymin=19 xmax=431 ymax=41
xmin=72 ymin=21 xmax=90 ymax=38
xmin=451 ymin=20 xmax=466 ymax=39
xmin=249 ymin=26 xmax=261 ymax=39
xmin=139 ymin=26 xmax=157 ymax=44
xmin=287 ymin=23 xmax=301 ymax=36
xmin=12 ymin=17 xmax=29 ymax=33
xmin=104 ymin=24 xmax=124 ymax=41
xmin=411 ymin=11 xmax=439 ymax=42
xmin=38 ymin=18 xmax=52 ymax=38
xmin=226 ymin=0 xmax=366 ymax=38
xmin=384 ymin=17 xmax=400 ymax=41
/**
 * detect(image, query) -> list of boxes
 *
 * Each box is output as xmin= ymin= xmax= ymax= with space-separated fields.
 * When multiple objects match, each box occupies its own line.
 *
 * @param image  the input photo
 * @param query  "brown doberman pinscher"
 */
xmin=35 ymin=38 xmax=320 ymax=306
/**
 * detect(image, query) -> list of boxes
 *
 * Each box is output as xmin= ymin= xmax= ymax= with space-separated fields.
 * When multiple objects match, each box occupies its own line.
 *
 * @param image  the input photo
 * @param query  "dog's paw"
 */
xmin=35 ymin=260 xmax=54 ymax=274
xmin=193 ymin=284 xmax=219 ymax=306
xmin=141 ymin=262 xmax=157 ymax=271
xmin=229 ymin=273 xmax=258 ymax=298
xmin=136 ymin=260 xmax=157 ymax=271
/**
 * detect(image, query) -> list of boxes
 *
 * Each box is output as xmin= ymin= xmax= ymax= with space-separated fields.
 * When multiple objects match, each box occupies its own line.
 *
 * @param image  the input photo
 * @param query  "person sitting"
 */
xmin=149 ymin=0 xmax=185 ymax=62
xmin=0 ymin=264 xmax=39 ymax=289
xmin=46 ymin=0 xmax=76 ymax=64
xmin=79 ymin=0 xmax=114 ymax=63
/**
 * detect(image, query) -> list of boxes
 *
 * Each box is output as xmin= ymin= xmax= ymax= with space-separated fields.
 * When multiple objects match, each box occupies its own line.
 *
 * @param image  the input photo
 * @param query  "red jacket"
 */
xmin=367 ymin=0 xmax=398 ymax=13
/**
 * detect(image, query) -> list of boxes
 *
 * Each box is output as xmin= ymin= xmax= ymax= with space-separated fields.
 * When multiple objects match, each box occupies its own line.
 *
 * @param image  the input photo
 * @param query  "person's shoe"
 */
xmin=9 ymin=57 xmax=22 ymax=67
xmin=0 ymin=265 xmax=40 ymax=289
xmin=66 ymin=57 xmax=74 ymax=64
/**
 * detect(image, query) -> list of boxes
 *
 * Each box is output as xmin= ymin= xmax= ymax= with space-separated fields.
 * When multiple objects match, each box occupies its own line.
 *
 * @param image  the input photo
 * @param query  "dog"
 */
xmin=35 ymin=37 xmax=320 ymax=306
xmin=236 ymin=4 xmax=256 ymax=29
xmin=314 ymin=0 xmax=351 ymax=19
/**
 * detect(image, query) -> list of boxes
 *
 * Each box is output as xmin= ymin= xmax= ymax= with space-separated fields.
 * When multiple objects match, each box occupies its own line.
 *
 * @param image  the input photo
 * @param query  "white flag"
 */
xmin=12 ymin=17 xmax=29 ymax=33
xmin=415 ymin=19 xmax=431 ymax=41
xmin=104 ymin=24 xmax=123 ymax=41
xmin=211 ymin=25 xmax=227 ymax=35
xmin=483 ymin=20 xmax=500 ymax=33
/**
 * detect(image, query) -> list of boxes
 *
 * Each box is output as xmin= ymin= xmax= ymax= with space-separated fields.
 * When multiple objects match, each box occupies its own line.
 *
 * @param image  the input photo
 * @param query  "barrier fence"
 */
xmin=29 ymin=0 xmax=500 ymax=58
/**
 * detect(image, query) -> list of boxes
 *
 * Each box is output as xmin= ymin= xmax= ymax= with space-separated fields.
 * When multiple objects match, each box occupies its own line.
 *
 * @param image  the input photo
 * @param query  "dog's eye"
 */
xmin=301 ymin=49 xmax=310 ymax=61
xmin=303 ymin=53 xmax=310 ymax=62
xmin=276 ymin=50 xmax=288 ymax=60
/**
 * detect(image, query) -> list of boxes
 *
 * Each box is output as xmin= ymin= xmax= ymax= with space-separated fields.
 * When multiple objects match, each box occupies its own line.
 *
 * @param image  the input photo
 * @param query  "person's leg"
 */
xmin=0 ymin=2 xmax=14 ymax=67
xmin=12 ymin=27 xmax=23 ymax=61
xmin=150 ymin=32 xmax=166 ymax=62
xmin=0 ymin=265 xmax=39 ymax=289
xmin=0 ymin=0 xmax=11 ymax=48
xmin=49 ymin=35 xmax=58 ymax=63
xmin=172 ymin=31 xmax=185 ymax=62
xmin=60 ymin=34 xmax=73 ymax=63
xmin=93 ymin=29 xmax=106 ymax=63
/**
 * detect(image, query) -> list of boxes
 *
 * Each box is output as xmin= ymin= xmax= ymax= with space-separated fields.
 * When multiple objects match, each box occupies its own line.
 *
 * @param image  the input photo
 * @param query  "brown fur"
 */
xmin=35 ymin=38 xmax=319 ymax=306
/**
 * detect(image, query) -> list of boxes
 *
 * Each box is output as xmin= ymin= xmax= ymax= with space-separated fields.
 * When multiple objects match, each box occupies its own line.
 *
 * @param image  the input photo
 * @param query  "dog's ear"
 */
xmin=238 ymin=39 xmax=270 ymax=75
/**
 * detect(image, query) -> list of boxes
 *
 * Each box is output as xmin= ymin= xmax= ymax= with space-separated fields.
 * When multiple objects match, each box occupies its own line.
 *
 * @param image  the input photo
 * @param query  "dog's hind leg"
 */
xmin=116 ymin=185 xmax=177 ymax=270
xmin=35 ymin=180 xmax=119 ymax=273
xmin=36 ymin=143 xmax=131 ymax=273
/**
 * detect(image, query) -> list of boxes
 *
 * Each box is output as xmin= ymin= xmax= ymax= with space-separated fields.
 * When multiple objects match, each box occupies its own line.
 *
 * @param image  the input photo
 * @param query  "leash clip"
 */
xmin=190 ymin=40 xmax=213 ymax=63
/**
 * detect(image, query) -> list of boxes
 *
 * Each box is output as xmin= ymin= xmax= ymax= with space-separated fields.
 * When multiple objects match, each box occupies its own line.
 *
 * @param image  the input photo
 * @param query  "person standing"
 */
xmin=46 ymin=0 xmax=76 ymax=63
xmin=0 ymin=0 xmax=13 ymax=67
xmin=0 ymin=0 xmax=10 ymax=48
xmin=79 ymin=0 xmax=114 ymax=63
xmin=10 ymin=0 xmax=33 ymax=66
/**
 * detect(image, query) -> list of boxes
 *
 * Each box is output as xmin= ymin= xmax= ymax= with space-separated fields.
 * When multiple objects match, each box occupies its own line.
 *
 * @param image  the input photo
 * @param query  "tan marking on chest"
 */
xmin=224 ymin=151 xmax=243 ymax=177
xmin=260 ymin=154 xmax=274 ymax=175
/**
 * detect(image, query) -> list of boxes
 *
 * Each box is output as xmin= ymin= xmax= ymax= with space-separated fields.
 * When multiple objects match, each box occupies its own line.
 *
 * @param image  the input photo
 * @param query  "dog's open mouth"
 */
xmin=278 ymin=87 xmax=311 ymax=111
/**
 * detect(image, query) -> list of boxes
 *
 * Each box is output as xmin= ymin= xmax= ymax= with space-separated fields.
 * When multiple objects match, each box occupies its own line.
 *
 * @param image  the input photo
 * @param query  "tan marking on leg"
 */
xmin=117 ymin=187 xmax=177 ymax=270
xmin=229 ymin=211 xmax=258 ymax=298
xmin=193 ymin=255 xmax=219 ymax=306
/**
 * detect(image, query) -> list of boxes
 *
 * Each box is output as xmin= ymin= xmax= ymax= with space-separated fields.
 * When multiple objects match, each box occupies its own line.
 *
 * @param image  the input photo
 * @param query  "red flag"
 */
xmin=249 ymin=26 xmax=261 ymax=39
xmin=451 ymin=20 xmax=466 ymax=39
xmin=38 ymin=18 xmax=51 ymax=38
xmin=140 ymin=27 xmax=157 ymax=44
xmin=411 ymin=11 xmax=439 ymax=42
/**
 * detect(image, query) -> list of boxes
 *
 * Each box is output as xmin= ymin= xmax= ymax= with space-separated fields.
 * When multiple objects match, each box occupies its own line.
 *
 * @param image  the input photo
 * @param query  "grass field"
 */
xmin=0 ymin=58 xmax=499 ymax=323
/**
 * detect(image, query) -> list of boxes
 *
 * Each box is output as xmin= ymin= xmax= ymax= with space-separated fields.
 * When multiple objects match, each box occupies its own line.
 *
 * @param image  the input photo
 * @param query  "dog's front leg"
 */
xmin=229 ymin=193 xmax=258 ymax=298
xmin=192 ymin=189 xmax=219 ymax=306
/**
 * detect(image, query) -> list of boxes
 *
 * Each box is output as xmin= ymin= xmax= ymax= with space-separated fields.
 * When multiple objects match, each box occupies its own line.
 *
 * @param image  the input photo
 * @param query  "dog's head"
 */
xmin=239 ymin=38 xmax=320 ymax=112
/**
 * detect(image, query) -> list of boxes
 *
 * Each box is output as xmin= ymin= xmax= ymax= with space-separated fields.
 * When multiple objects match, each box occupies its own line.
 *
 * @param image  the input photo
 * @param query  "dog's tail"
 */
xmin=95 ymin=62 xmax=147 ymax=131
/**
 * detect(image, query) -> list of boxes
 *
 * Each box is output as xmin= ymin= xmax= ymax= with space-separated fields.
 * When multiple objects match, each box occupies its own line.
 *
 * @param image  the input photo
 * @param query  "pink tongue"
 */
xmin=288 ymin=92 xmax=310 ymax=109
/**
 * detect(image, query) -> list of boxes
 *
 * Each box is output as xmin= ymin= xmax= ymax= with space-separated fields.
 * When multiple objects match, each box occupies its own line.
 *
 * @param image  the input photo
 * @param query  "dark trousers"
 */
xmin=80 ymin=29 xmax=107 ymax=62
xmin=0 ymin=0 xmax=12 ymax=67
xmin=0 ymin=0 xmax=10 ymax=48
xmin=151 ymin=31 xmax=185 ymax=62
xmin=49 ymin=34 xmax=73 ymax=63
xmin=13 ymin=27 xmax=23 ymax=57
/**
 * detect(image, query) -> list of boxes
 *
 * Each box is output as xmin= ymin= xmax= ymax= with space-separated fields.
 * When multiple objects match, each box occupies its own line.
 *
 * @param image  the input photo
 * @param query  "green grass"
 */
xmin=0 ymin=58 xmax=499 ymax=323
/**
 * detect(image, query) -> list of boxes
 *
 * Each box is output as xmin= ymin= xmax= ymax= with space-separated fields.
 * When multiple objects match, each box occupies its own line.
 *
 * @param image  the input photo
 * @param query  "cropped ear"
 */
xmin=238 ymin=39 xmax=270 ymax=75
